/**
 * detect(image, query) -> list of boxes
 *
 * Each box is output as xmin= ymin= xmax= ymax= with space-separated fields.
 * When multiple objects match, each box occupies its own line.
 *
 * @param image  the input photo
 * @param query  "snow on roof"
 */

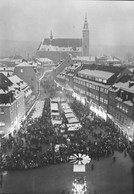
xmin=67 ymin=117 xmax=79 ymax=124
xmin=114 ymin=82 xmax=134 ymax=94
xmin=16 ymin=61 xmax=33 ymax=67
xmin=78 ymin=69 xmax=114 ymax=80
xmin=51 ymin=102 xmax=59 ymax=111
xmin=68 ymin=63 xmax=81 ymax=70
xmin=74 ymin=76 xmax=110 ymax=88
xmin=65 ymin=113 xmax=76 ymax=118
xmin=64 ymin=108 xmax=73 ymax=114
xmin=51 ymin=97 xmax=60 ymax=102
xmin=124 ymin=100 xmax=133 ymax=106
xmin=8 ymin=75 xmax=28 ymax=89
xmin=36 ymin=57 xmax=52 ymax=63
xmin=52 ymin=120 xmax=62 ymax=125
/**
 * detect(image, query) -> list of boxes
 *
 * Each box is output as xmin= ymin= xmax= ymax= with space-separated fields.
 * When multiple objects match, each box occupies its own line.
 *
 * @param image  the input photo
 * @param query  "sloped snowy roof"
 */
xmin=78 ymin=69 xmax=114 ymax=80
xmin=9 ymin=75 xmax=28 ymax=89
xmin=16 ymin=61 xmax=33 ymax=67
xmin=114 ymin=81 xmax=134 ymax=94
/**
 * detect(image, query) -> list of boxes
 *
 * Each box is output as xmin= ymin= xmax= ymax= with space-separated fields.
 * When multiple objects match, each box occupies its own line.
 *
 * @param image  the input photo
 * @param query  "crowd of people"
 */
xmin=0 ymin=94 xmax=134 ymax=172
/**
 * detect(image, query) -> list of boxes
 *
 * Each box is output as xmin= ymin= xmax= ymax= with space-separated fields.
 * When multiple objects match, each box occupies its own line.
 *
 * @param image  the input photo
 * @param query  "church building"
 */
xmin=36 ymin=15 xmax=89 ymax=63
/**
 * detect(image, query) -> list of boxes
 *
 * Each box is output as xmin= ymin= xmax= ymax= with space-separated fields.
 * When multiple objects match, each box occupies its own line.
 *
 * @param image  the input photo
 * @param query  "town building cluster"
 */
xmin=55 ymin=57 xmax=134 ymax=141
xmin=0 ymin=60 xmax=41 ymax=136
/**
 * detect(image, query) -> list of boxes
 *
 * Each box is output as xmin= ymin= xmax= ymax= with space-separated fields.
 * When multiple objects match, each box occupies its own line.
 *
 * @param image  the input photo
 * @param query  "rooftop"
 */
xmin=78 ymin=69 xmax=114 ymax=80
xmin=42 ymin=38 xmax=82 ymax=50
xmin=16 ymin=61 xmax=33 ymax=67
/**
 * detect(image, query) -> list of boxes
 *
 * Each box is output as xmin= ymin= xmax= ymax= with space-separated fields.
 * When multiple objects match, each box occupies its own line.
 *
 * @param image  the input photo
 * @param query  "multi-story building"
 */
xmin=65 ymin=63 xmax=82 ymax=89
xmin=108 ymin=73 xmax=134 ymax=140
xmin=0 ymin=73 xmax=26 ymax=136
xmin=73 ymin=65 xmax=129 ymax=120
xmin=14 ymin=62 xmax=38 ymax=94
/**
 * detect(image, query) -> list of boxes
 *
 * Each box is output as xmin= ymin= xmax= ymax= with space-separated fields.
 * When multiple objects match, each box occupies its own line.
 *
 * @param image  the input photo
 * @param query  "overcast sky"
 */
xmin=0 ymin=0 xmax=134 ymax=46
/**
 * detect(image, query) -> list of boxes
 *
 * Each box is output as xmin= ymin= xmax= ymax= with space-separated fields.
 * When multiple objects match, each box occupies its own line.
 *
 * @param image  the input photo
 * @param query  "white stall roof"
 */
xmin=64 ymin=108 xmax=73 ymax=114
xmin=51 ymin=97 xmax=60 ymax=102
xmin=67 ymin=117 xmax=79 ymax=124
xmin=51 ymin=103 xmax=58 ymax=111
xmin=52 ymin=120 xmax=62 ymax=125
xmin=67 ymin=123 xmax=81 ymax=131
xmin=51 ymin=112 xmax=60 ymax=116
xmin=65 ymin=113 xmax=76 ymax=118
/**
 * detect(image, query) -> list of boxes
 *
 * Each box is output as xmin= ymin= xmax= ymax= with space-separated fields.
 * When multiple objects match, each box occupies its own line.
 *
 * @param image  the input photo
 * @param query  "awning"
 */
xmin=52 ymin=120 xmax=62 ymax=125
xmin=65 ymin=113 xmax=76 ymax=118
xmin=51 ymin=103 xmax=58 ymax=111
xmin=67 ymin=117 xmax=79 ymax=124
xmin=64 ymin=108 xmax=73 ymax=114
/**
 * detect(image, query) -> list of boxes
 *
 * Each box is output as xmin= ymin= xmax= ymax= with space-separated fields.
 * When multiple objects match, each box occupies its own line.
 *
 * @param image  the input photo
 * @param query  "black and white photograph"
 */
xmin=0 ymin=0 xmax=134 ymax=194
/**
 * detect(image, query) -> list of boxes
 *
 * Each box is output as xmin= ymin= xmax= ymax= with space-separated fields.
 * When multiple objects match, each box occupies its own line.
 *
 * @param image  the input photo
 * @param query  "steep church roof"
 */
xmin=43 ymin=38 xmax=82 ymax=50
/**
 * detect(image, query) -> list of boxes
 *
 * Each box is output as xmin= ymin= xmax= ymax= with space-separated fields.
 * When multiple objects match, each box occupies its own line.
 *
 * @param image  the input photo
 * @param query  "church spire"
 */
xmin=50 ymin=31 xmax=53 ymax=41
xmin=83 ymin=13 xmax=88 ymax=30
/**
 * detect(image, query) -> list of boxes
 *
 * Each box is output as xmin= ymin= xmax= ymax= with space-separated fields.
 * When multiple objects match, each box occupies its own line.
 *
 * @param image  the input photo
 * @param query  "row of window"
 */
xmin=74 ymin=78 xmax=108 ymax=94
xmin=78 ymin=73 xmax=107 ymax=84
xmin=74 ymin=79 xmax=86 ymax=86
xmin=74 ymin=86 xmax=85 ymax=94
xmin=116 ymin=113 xmax=133 ymax=126
xmin=117 ymin=103 xmax=129 ymax=114
xmin=100 ymin=87 xmax=108 ymax=94
xmin=100 ymin=97 xmax=108 ymax=104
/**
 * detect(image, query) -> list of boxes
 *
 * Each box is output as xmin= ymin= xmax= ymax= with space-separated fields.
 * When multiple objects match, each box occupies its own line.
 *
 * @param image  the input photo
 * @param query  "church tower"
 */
xmin=50 ymin=31 xmax=53 ymax=44
xmin=82 ymin=14 xmax=89 ymax=57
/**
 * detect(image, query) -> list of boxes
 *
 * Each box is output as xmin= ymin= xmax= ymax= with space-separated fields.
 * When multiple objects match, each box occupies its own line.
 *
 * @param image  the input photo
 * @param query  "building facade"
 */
xmin=0 ymin=73 xmax=26 ymax=136
xmin=14 ymin=62 xmax=38 ymax=94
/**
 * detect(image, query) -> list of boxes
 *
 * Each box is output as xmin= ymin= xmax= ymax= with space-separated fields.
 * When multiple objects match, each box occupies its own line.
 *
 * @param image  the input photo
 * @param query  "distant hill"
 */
xmin=0 ymin=39 xmax=133 ymax=60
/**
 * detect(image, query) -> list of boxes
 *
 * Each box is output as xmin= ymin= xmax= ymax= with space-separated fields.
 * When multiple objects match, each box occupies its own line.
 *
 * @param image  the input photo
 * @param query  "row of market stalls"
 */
xmin=50 ymin=97 xmax=62 ymax=125
xmin=61 ymin=102 xmax=81 ymax=132
xmin=50 ymin=97 xmax=81 ymax=132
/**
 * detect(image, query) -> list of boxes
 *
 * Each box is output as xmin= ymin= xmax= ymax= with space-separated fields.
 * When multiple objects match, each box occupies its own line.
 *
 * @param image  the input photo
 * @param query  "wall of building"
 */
xmin=14 ymin=66 xmax=37 ymax=94
xmin=36 ymin=50 xmax=81 ymax=64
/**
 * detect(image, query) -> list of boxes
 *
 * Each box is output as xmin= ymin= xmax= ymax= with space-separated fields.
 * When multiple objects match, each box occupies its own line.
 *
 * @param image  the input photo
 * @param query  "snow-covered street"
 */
xmin=31 ymin=100 xmax=45 ymax=119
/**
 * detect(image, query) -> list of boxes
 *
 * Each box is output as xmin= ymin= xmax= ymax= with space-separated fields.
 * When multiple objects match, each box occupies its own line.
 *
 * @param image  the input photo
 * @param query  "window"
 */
xmin=117 ymin=114 xmax=119 ymax=119
xmin=96 ymin=86 xmax=99 ymax=90
xmin=117 ymin=103 xmax=119 ymax=108
xmin=100 ymin=97 xmax=103 ymax=102
xmin=20 ymin=69 xmax=23 ymax=73
xmin=105 ymin=89 xmax=108 ymax=94
xmin=92 ymin=85 xmax=95 ymax=89
xmin=96 ymin=96 xmax=99 ymax=100
xmin=103 ymin=79 xmax=107 ymax=83
xmin=0 ymin=120 xmax=5 ymax=126
xmin=99 ymin=78 xmax=102 ymax=82
xmin=100 ymin=87 xmax=104 ymax=92
xmin=104 ymin=99 xmax=108 ymax=104
xmin=0 ymin=108 xmax=4 ymax=114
